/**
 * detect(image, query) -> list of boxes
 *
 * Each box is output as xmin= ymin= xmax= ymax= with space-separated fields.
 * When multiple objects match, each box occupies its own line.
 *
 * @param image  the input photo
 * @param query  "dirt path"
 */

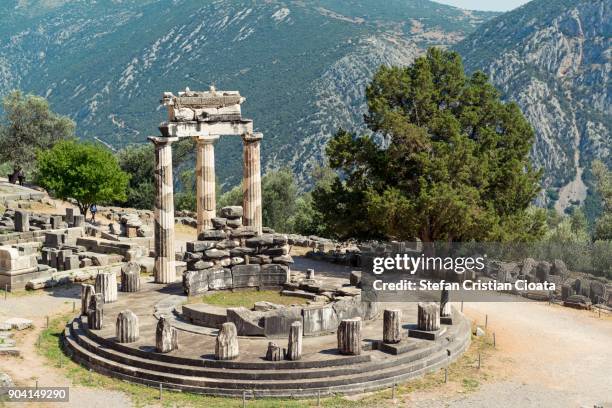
xmin=0 ymin=287 xmax=131 ymax=407
xmin=407 ymin=299 xmax=612 ymax=407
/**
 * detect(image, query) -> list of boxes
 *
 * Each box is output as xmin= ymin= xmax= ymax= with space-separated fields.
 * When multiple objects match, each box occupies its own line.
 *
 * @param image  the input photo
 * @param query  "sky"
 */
xmin=433 ymin=0 xmax=531 ymax=12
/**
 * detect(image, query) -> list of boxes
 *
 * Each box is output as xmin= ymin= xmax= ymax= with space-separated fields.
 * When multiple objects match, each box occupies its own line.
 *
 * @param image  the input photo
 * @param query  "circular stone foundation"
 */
xmin=62 ymin=263 xmax=471 ymax=398
xmin=180 ymin=275 xmax=379 ymax=338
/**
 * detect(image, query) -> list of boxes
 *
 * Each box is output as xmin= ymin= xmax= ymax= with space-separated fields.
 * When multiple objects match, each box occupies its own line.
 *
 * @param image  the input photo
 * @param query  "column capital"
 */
xmin=148 ymin=136 xmax=179 ymax=145
xmin=241 ymin=132 xmax=263 ymax=143
xmin=194 ymin=135 xmax=220 ymax=145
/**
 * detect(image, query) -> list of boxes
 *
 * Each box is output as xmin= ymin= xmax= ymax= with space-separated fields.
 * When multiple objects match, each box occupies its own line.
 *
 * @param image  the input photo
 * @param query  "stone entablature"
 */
xmin=150 ymin=87 xmax=264 ymax=284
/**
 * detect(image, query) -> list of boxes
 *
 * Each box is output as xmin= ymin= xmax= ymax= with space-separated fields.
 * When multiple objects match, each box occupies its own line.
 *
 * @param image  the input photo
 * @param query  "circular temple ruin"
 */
xmin=59 ymin=88 xmax=472 ymax=397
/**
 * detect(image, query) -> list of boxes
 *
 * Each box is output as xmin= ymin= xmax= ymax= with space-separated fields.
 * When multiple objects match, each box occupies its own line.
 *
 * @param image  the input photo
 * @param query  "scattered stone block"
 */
xmin=14 ymin=211 xmax=29 ymax=232
xmin=4 ymin=318 xmax=33 ymax=331
xmin=64 ymin=255 xmax=80 ymax=270
xmin=227 ymin=307 xmax=264 ymax=336
xmin=350 ymin=271 xmax=361 ymax=287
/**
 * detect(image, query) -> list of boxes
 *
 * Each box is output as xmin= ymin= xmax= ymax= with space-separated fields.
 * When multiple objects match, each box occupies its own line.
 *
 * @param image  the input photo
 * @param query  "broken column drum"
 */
xmin=149 ymin=136 xmax=178 ymax=284
xmin=156 ymin=316 xmax=179 ymax=353
xmin=116 ymin=310 xmax=139 ymax=343
xmin=87 ymin=294 xmax=104 ymax=330
xmin=215 ymin=322 xmax=239 ymax=360
xmin=80 ymin=284 xmax=95 ymax=316
xmin=120 ymin=262 xmax=141 ymax=293
xmin=95 ymin=271 xmax=117 ymax=303
xmin=383 ymin=309 xmax=401 ymax=344
xmin=338 ymin=318 xmax=362 ymax=355
xmin=418 ymin=302 xmax=440 ymax=331
xmin=265 ymin=342 xmax=282 ymax=361
xmin=287 ymin=321 xmax=303 ymax=361
xmin=440 ymin=288 xmax=451 ymax=317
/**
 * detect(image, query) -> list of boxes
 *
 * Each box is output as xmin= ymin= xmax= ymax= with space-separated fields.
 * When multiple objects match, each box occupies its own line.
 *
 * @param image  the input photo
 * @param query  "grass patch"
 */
xmin=38 ymin=314 xmax=497 ymax=407
xmin=190 ymin=289 xmax=308 ymax=308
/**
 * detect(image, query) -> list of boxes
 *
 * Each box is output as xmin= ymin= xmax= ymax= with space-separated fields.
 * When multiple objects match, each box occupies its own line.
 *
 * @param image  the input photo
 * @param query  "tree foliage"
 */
xmin=37 ymin=140 xmax=129 ymax=216
xmin=0 ymin=90 xmax=75 ymax=172
xmin=591 ymin=160 xmax=612 ymax=241
xmin=313 ymin=48 xmax=543 ymax=242
xmin=116 ymin=138 xmax=195 ymax=210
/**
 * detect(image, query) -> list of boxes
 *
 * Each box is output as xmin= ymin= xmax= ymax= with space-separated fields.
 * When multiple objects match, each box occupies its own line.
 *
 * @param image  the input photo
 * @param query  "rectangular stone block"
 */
xmin=44 ymin=232 xmax=65 ymax=248
xmin=186 ymin=240 xmax=217 ymax=252
xmin=65 ymin=208 xmax=79 ymax=226
xmin=206 ymin=268 xmax=232 ymax=290
xmin=72 ymin=214 xmax=85 ymax=227
xmin=231 ymin=264 xmax=260 ymax=288
xmin=183 ymin=269 xmax=208 ymax=296
xmin=50 ymin=216 xmax=63 ymax=230
xmin=260 ymin=264 xmax=289 ymax=289
xmin=226 ymin=307 xmax=264 ymax=336
xmin=263 ymin=307 xmax=303 ymax=337
xmin=64 ymin=255 xmax=80 ymax=270
xmin=14 ymin=211 xmax=29 ymax=232
xmin=302 ymin=304 xmax=338 ymax=335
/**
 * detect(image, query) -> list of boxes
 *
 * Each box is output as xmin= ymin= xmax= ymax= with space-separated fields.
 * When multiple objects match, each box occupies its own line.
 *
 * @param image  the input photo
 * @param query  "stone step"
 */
xmin=63 ymin=319 xmax=471 ymax=396
xmin=63 ymin=324 xmax=469 ymax=397
xmin=78 ymin=317 xmax=371 ymax=370
xmin=69 ymin=320 xmax=461 ymax=382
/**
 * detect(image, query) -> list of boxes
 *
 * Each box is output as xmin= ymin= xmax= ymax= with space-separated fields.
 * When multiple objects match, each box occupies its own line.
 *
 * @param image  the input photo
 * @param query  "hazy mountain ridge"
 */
xmin=456 ymin=0 xmax=610 ymax=214
xmin=0 ymin=0 xmax=496 ymax=186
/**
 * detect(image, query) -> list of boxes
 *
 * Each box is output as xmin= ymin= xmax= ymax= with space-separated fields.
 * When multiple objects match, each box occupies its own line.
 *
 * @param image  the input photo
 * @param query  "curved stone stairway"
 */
xmin=61 ymin=313 xmax=471 ymax=398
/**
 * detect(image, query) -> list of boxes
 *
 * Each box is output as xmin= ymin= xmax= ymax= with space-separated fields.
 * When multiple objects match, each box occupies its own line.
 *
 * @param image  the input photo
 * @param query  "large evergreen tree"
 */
xmin=314 ymin=48 xmax=544 ymax=242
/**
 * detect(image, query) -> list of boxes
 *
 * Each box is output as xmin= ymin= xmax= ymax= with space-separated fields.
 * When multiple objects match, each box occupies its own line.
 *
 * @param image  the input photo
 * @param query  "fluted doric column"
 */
xmin=242 ymin=132 xmax=263 ymax=234
xmin=195 ymin=136 xmax=219 ymax=233
xmin=149 ymin=136 xmax=178 ymax=283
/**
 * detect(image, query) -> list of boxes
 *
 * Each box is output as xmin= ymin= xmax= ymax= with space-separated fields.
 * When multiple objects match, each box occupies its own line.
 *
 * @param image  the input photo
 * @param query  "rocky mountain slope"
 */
xmin=0 ymin=0 xmax=495 ymax=186
xmin=456 ymin=0 xmax=610 ymax=214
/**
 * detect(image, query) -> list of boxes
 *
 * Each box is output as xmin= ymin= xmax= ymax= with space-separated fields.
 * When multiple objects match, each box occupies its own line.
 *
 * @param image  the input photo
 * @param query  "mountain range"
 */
xmin=0 ymin=0 xmax=609 ymax=216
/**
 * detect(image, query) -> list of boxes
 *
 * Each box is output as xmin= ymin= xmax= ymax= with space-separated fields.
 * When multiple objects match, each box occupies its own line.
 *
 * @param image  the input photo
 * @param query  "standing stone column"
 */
xmin=95 ymin=271 xmax=118 ymax=303
xmin=195 ymin=136 xmax=219 ymax=233
xmin=149 ymin=136 xmax=178 ymax=283
xmin=383 ymin=309 xmax=401 ymax=344
xmin=120 ymin=262 xmax=140 ymax=292
xmin=215 ymin=322 xmax=239 ymax=360
xmin=116 ymin=310 xmax=139 ymax=343
xmin=417 ymin=302 xmax=440 ymax=331
xmin=241 ymin=132 xmax=263 ymax=234
xmin=87 ymin=294 xmax=104 ymax=330
xmin=156 ymin=316 xmax=178 ymax=353
xmin=337 ymin=318 xmax=362 ymax=355
xmin=80 ymin=284 xmax=95 ymax=316
xmin=287 ymin=321 xmax=302 ymax=361
xmin=440 ymin=288 xmax=451 ymax=317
